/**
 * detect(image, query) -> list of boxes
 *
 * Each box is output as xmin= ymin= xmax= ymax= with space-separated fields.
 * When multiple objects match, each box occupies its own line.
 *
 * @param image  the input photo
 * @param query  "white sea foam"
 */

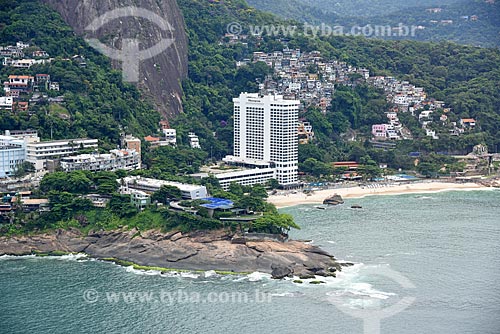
xmin=286 ymin=262 xmax=397 ymax=306
xmin=326 ymin=264 xmax=396 ymax=301
xmin=47 ymin=253 xmax=88 ymax=261
xmin=180 ymin=272 xmax=201 ymax=279
xmin=417 ymin=196 xmax=434 ymax=200
xmin=0 ymin=253 xmax=88 ymax=261
xmin=247 ymin=271 xmax=272 ymax=281
xmin=204 ymin=270 xmax=217 ymax=278
xmin=123 ymin=265 xmax=201 ymax=279
xmin=0 ymin=254 xmax=37 ymax=260
xmin=125 ymin=265 xmax=153 ymax=275
xmin=270 ymin=291 xmax=304 ymax=297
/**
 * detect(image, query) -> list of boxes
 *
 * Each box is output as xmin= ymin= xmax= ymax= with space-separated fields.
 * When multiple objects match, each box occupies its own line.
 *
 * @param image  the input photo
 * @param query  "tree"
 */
xmin=13 ymin=161 xmax=35 ymax=178
xmin=253 ymin=213 xmax=300 ymax=234
xmin=67 ymin=171 xmax=92 ymax=194
xmin=228 ymin=183 xmax=244 ymax=197
xmin=235 ymin=195 xmax=265 ymax=213
xmin=151 ymin=185 xmax=182 ymax=204
xmin=265 ymin=179 xmax=280 ymax=190
xmin=300 ymin=158 xmax=333 ymax=177
xmin=109 ymin=194 xmax=138 ymax=218
xmin=40 ymin=172 xmax=69 ymax=193
xmin=417 ymin=162 xmax=439 ymax=178
xmin=250 ymin=184 xmax=268 ymax=199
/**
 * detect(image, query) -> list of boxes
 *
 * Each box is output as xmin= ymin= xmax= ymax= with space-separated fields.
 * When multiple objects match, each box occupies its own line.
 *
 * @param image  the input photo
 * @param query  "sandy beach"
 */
xmin=268 ymin=181 xmax=490 ymax=208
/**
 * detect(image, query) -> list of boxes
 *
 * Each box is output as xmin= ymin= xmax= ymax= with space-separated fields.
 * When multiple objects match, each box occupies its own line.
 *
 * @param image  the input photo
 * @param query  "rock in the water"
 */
xmin=299 ymin=273 xmax=316 ymax=279
xmin=271 ymin=265 xmax=293 ymax=279
xmin=340 ymin=262 xmax=355 ymax=267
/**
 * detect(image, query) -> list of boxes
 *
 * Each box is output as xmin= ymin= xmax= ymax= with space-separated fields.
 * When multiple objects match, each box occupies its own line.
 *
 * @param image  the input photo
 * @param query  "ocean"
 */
xmin=1 ymin=190 xmax=499 ymax=334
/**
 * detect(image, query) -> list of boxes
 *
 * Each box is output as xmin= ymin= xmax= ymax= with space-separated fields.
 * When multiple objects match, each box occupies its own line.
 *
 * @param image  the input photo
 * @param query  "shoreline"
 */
xmin=268 ymin=181 xmax=492 ymax=208
xmin=0 ymin=228 xmax=341 ymax=279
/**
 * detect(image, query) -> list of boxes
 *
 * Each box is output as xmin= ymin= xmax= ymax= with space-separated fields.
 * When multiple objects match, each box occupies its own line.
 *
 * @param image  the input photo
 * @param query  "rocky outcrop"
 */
xmin=323 ymin=194 xmax=344 ymax=205
xmin=41 ymin=0 xmax=188 ymax=118
xmin=0 ymin=229 xmax=341 ymax=279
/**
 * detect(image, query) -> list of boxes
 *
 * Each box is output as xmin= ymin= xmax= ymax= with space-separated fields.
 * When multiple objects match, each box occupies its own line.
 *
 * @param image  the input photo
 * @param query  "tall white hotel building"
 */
xmin=231 ymin=93 xmax=299 ymax=186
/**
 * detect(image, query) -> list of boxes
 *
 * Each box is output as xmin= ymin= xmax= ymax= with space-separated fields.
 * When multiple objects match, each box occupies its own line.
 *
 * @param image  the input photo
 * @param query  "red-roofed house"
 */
xmin=144 ymin=135 xmax=160 ymax=143
xmin=4 ymin=75 xmax=34 ymax=94
xmin=14 ymin=101 xmax=29 ymax=112
xmin=460 ymin=118 xmax=476 ymax=128
xmin=333 ymin=161 xmax=359 ymax=170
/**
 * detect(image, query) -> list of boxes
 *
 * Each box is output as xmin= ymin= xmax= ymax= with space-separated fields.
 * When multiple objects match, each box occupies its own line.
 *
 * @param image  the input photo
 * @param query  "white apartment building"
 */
xmin=27 ymin=138 xmax=98 ymax=171
xmin=60 ymin=149 xmax=141 ymax=172
xmin=233 ymin=93 xmax=299 ymax=186
xmin=0 ymin=135 xmax=26 ymax=178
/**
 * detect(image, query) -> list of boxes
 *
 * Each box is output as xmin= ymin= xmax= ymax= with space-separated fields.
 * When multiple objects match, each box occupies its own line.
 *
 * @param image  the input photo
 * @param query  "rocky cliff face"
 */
xmin=41 ymin=0 xmax=188 ymax=119
xmin=0 ymin=229 xmax=342 ymax=279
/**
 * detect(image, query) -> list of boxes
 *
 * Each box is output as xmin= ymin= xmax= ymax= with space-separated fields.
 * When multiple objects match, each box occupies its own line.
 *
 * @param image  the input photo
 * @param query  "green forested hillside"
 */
xmin=248 ymin=0 xmax=464 ymax=17
xmin=0 ymin=0 xmax=160 ymax=147
xmin=247 ymin=0 xmax=500 ymax=47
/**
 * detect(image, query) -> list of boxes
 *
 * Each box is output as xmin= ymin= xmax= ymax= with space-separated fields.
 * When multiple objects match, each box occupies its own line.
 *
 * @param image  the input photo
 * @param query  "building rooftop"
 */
xmin=121 ymin=176 xmax=205 ymax=192
xmin=27 ymin=138 xmax=98 ymax=145
xmin=200 ymin=197 xmax=234 ymax=210
xmin=213 ymin=168 xmax=276 ymax=179
xmin=222 ymin=156 xmax=272 ymax=167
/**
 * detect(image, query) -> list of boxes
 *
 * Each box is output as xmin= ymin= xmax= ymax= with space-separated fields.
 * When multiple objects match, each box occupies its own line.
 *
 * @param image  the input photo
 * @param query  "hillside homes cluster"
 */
xmin=0 ymin=42 xmax=60 ymax=114
xmin=1 ymin=74 xmax=60 ymax=114
xmin=368 ymin=76 xmax=472 ymax=141
xmin=240 ymin=45 xmax=477 ymax=144
xmin=369 ymin=76 xmax=427 ymax=113
xmin=1 ymin=41 xmax=52 ymax=69
xmin=372 ymin=111 xmax=407 ymax=141
xmin=246 ymin=48 xmax=370 ymax=112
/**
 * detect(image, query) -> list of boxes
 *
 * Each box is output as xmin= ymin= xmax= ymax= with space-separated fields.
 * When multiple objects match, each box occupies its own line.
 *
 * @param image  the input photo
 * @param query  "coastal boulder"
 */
xmin=271 ymin=264 xmax=293 ymax=279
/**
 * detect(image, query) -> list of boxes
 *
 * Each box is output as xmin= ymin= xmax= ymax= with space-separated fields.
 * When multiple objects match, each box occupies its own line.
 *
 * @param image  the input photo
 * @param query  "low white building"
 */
xmin=0 ymin=96 xmax=13 ymax=111
xmin=4 ymin=129 xmax=40 ymax=143
xmin=188 ymin=132 xmax=201 ymax=149
xmin=118 ymin=188 xmax=150 ymax=210
xmin=120 ymin=176 xmax=208 ymax=200
xmin=49 ymin=82 xmax=60 ymax=91
xmin=60 ymin=149 xmax=141 ymax=172
xmin=27 ymin=138 xmax=98 ymax=171
xmin=426 ymin=129 xmax=439 ymax=140
xmin=11 ymin=59 xmax=36 ymax=69
xmin=162 ymin=128 xmax=177 ymax=146
xmin=214 ymin=168 xmax=276 ymax=190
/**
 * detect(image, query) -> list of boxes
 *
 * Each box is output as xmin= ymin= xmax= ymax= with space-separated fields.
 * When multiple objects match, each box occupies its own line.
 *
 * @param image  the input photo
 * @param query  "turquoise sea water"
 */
xmin=1 ymin=190 xmax=499 ymax=334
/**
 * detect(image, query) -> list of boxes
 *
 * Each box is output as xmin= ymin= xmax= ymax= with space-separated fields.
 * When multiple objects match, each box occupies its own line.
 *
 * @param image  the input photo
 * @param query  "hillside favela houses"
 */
xmin=193 ymin=93 xmax=300 ymax=190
